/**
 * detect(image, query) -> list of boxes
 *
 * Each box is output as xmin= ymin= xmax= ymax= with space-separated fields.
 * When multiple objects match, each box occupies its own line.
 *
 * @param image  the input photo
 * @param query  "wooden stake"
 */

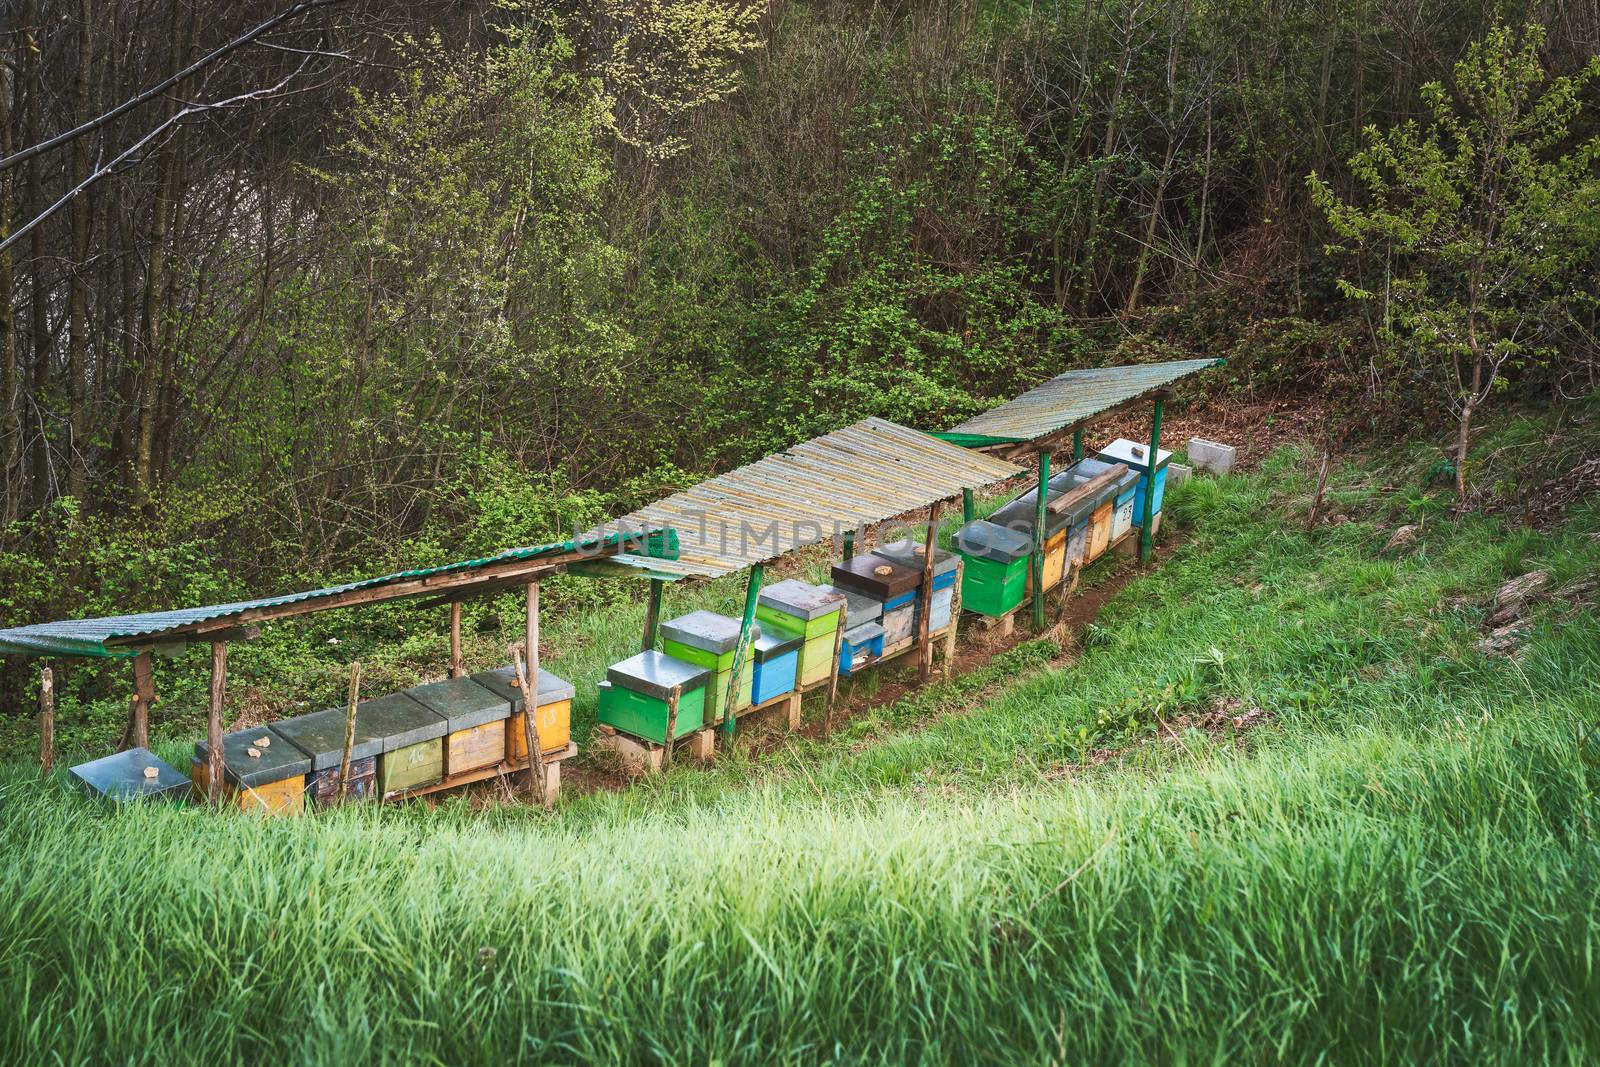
xmin=339 ymin=660 xmax=361 ymax=800
xmin=918 ymin=501 xmax=943 ymax=682
xmin=1140 ymin=396 xmax=1165 ymax=564
xmin=723 ymin=564 xmax=764 ymax=743
xmin=641 ymin=578 xmax=664 ymax=653
xmin=661 ymin=685 xmax=682 ymax=769
xmin=942 ymin=559 xmax=963 ymax=682
xmin=516 ymin=580 xmax=548 ymax=806
xmin=449 ymin=602 xmax=465 ymax=678
xmin=207 ymin=641 xmax=227 ymax=804
xmin=38 ymin=667 xmax=54 ymax=776
xmin=824 ymin=609 xmax=845 ymax=739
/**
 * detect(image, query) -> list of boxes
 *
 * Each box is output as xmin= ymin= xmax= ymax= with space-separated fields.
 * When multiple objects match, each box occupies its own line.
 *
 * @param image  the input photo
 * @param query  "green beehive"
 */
xmin=598 ymin=651 xmax=711 ymax=744
xmin=660 ymin=610 xmax=758 ymax=721
xmin=357 ymin=692 xmax=449 ymax=796
xmin=954 ymin=519 xmax=1032 ymax=617
xmin=756 ymin=579 xmax=844 ymax=640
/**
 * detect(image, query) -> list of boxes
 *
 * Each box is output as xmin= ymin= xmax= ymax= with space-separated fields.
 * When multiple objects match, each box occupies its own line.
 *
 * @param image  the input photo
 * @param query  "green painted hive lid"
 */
xmin=353 ymin=691 xmax=447 ymax=752
xmin=659 ymin=610 xmax=759 ymax=656
xmin=194 ymin=724 xmax=312 ymax=787
xmin=758 ymin=579 xmax=845 ymax=621
xmin=953 ymin=520 xmax=1032 ymax=564
xmin=469 ymin=666 xmax=576 ymax=713
xmin=815 ymin=584 xmax=883 ymax=628
xmin=753 ymin=629 xmax=802 ymax=662
xmin=406 ymin=676 xmax=511 ymax=732
xmin=874 ymin=538 xmax=959 ymax=575
xmin=606 ymin=650 xmax=710 ymax=701
xmin=69 ymin=747 xmax=191 ymax=802
xmin=272 ymin=707 xmax=386 ymax=770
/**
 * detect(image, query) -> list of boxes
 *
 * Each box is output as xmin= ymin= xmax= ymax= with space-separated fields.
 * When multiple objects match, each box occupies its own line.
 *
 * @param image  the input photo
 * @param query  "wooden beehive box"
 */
xmin=352 ymin=692 xmax=448 ymax=797
xmin=192 ymin=724 xmax=312 ymax=815
xmin=598 ymin=651 xmax=710 ymax=744
xmin=660 ymin=610 xmax=758 ymax=723
xmin=751 ymin=630 xmax=801 ymax=704
xmin=470 ymin=666 xmax=575 ymax=760
xmin=828 ymin=555 xmax=920 ymax=608
xmin=407 ymin=676 xmax=513 ymax=778
xmin=839 ymin=621 xmax=885 ymax=676
xmin=69 ymin=747 xmax=190 ymax=804
xmin=272 ymin=706 xmax=385 ymax=805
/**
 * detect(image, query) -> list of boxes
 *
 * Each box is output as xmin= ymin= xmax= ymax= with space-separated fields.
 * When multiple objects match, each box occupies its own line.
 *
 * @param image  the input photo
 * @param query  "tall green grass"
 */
xmin=3 ymin=437 xmax=1599 ymax=1065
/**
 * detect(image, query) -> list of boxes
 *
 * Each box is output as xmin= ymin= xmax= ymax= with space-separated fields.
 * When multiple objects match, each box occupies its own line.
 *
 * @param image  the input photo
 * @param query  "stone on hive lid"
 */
xmin=470 ymin=666 xmax=576 ymax=713
xmin=69 ymin=747 xmax=190 ymax=802
xmin=405 ymin=676 xmax=511 ymax=732
xmin=815 ymin=584 xmax=883 ymax=628
xmin=606 ymin=650 xmax=711 ymax=701
xmin=195 ymin=724 xmax=311 ymax=788
xmin=757 ymin=579 xmax=845 ymax=621
xmin=272 ymin=707 xmax=385 ymax=770
xmin=659 ymin=610 xmax=759 ymax=656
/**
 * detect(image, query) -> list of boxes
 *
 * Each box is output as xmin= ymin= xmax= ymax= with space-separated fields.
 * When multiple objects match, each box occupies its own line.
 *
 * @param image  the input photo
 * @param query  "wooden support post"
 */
xmin=942 ymin=559 xmax=963 ymax=681
xmin=124 ymin=651 xmax=154 ymax=750
xmin=207 ymin=641 xmax=227 ymax=804
xmin=918 ymin=501 xmax=943 ymax=682
xmin=723 ymin=563 xmax=764 ymax=743
xmin=1032 ymin=450 xmax=1051 ymax=629
xmin=641 ymin=578 xmax=664 ymax=653
xmin=38 ymin=667 xmax=54 ymax=776
xmin=824 ymin=607 xmax=845 ymax=737
xmin=517 ymin=581 xmax=548 ymax=805
xmin=449 ymin=603 xmax=465 ymax=678
xmin=339 ymin=661 xmax=361 ymax=800
xmin=1141 ymin=396 xmax=1165 ymax=564
xmin=661 ymin=685 xmax=682 ymax=769
xmin=1073 ymin=427 xmax=1084 ymax=462
xmin=962 ymin=487 xmax=975 ymax=523
xmin=842 ymin=529 xmax=856 ymax=562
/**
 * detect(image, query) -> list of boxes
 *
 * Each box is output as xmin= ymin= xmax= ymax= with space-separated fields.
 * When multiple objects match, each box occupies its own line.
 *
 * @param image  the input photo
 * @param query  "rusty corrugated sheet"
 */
xmin=941 ymin=358 xmax=1222 ymax=445
xmin=586 ymin=417 xmax=1024 ymax=580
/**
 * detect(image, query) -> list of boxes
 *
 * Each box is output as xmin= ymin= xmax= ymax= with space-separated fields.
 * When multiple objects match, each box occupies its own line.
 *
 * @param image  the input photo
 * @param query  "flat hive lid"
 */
xmin=815 ymin=584 xmax=883 ymax=627
xmin=758 ymin=579 xmax=845 ymax=621
xmin=753 ymin=629 xmax=802 ymax=662
xmin=353 ymin=691 xmax=447 ymax=751
xmin=874 ymin=538 xmax=959 ymax=576
xmin=954 ymin=520 xmax=1032 ymax=563
xmin=660 ymin=610 xmax=759 ymax=655
xmin=196 ymin=724 xmax=312 ymax=787
xmin=830 ymin=554 xmax=922 ymax=600
xmin=69 ymin=747 xmax=190 ymax=802
xmin=1096 ymin=438 xmax=1172 ymax=472
xmin=843 ymin=620 xmax=885 ymax=644
xmin=607 ymin=650 xmax=711 ymax=700
xmin=470 ymin=666 xmax=577 ymax=713
xmin=406 ymin=676 xmax=511 ymax=732
xmin=272 ymin=707 xmax=386 ymax=770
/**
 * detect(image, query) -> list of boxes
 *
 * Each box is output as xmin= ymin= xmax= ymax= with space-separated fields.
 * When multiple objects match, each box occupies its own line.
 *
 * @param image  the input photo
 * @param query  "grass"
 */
xmin=3 ymin=412 xmax=1599 ymax=1064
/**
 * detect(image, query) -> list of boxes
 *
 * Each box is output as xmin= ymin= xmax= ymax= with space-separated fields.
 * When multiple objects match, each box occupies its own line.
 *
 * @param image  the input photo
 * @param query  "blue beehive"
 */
xmin=751 ymin=630 xmax=801 ymax=704
xmin=839 ymin=621 xmax=885 ymax=676
xmin=1095 ymin=438 xmax=1173 ymax=525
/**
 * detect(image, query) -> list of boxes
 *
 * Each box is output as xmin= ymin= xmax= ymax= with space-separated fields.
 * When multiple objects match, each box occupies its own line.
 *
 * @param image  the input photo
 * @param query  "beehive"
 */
xmin=69 ymin=747 xmax=190 ymax=804
xmin=829 ymin=555 xmax=921 ymax=610
xmin=815 ymin=585 xmax=883 ymax=630
xmin=192 ymin=724 xmax=311 ymax=815
xmin=954 ymin=520 xmax=1030 ymax=617
xmin=839 ymin=621 xmax=885 ymax=675
xmin=272 ymin=705 xmax=385 ymax=805
xmin=751 ymin=629 xmax=801 ymax=704
xmin=757 ymin=579 xmax=844 ymax=686
xmin=660 ymin=610 xmax=759 ymax=723
xmin=352 ymin=692 xmax=448 ymax=797
xmin=407 ymin=676 xmax=513 ymax=778
xmin=1095 ymin=438 xmax=1173 ymax=526
xmin=598 ymin=651 xmax=710 ymax=744
xmin=873 ymin=540 xmax=959 ymax=595
xmin=880 ymin=601 xmax=915 ymax=652
xmin=1086 ymin=500 xmax=1113 ymax=561
xmin=1025 ymin=528 xmax=1069 ymax=594
xmin=471 ymin=666 xmax=575 ymax=760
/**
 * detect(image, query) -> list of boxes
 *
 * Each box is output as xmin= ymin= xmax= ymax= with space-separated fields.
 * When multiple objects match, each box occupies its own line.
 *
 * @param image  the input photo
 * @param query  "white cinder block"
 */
xmin=1166 ymin=462 xmax=1193 ymax=488
xmin=1187 ymin=438 xmax=1236 ymax=475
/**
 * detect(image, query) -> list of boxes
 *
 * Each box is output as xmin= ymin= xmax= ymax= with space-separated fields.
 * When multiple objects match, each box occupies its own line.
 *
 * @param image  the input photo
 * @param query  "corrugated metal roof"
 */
xmin=0 ymin=528 xmax=677 ymax=659
xmin=584 ymin=417 xmax=1024 ymax=580
xmin=940 ymin=358 xmax=1222 ymax=445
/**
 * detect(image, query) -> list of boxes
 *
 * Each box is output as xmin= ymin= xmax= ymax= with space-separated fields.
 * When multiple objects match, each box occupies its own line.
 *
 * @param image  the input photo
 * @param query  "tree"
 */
xmin=1309 ymin=22 xmax=1600 ymax=502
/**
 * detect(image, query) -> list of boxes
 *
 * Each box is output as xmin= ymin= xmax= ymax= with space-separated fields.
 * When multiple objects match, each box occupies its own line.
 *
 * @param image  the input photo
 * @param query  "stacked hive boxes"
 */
xmin=1066 ymin=457 xmax=1140 ymax=559
xmin=661 ymin=610 xmax=757 ymax=724
xmin=874 ymin=540 xmax=960 ymax=634
xmin=273 ymin=706 xmax=383 ymax=805
xmin=954 ymin=520 xmax=1032 ymax=617
xmin=472 ymin=666 xmax=575 ymax=761
xmin=819 ymin=584 xmax=885 ymax=676
xmin=408 ymin=677 xmax=514 ymax=778
xmin=598 ymin=651 xmax=710 ymax=744
xmin=751 ymin=630 xmax=801 ymax=703
xmin=192 ymin=724 xmax=311 ymax=814
xmin=829 ymin=555 xmax=920 ymax=658
xmin=756 ymin=580 xmax=845 ymax=687
xmin=1096 ymin=438 xmax=1172 ymax=537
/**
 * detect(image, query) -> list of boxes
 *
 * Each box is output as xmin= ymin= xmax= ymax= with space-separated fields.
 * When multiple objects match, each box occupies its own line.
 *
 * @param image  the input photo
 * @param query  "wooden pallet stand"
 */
xmin=386 ymin=741 xmax=577 ymax=805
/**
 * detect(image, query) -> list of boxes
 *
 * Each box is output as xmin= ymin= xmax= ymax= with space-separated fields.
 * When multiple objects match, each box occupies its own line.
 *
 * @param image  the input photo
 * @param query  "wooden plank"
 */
xmin=338 ymin=660 xmax=361 ymax=800
xmin=515 ymin=580 xmax=547 ymax=805
xmin=1044 ymin=463 xmax=1129 ymax=517
xmin=918 ymin=500 xmax=942 ymax=682
xmin=942 ymin=559 xmax=963 ymax=681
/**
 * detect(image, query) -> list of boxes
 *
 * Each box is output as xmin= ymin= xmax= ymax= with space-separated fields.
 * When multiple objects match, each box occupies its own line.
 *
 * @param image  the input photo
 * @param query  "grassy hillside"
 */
xmin=3 ymin=418 xmax=1598 ymax=1065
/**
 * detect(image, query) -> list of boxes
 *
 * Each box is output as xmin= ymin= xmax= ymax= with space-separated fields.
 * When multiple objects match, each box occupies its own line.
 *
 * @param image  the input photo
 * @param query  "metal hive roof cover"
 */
xmin=0 ymin=527 xmax=678 ymax=660
xmin=195 ymin=725 xmax=312 ymax=788
xmin=752 ymin=630 xmax=802 ymax=661
xmin=606 ymin=651 xmax=711 ymax=700
xmin=953 ymin=520 xmax=1033 ymax=564
xmin=272 ymin=707 xmax=387 ymax=770
xmin=470 ymin=666 xmax=576 ymax=712
xmin=354 ymin=692 xmax=448 ymax=751
xmin=405 ymin=677 xmax=511 ymax=732
xmin=758 ymin=579 xmax=845 ymax=621
xmin=659 ymin=610 xmax=758 ymax=656
xmin=583 ymin=418 xmax=1023 ymax=580
xmin=69 ymin=747 xmax=191 ymax=802
xmin=815 ymin=585 xmax=883 ymax=629
xmin=941 ymin=358 xmax=1221 ymax=446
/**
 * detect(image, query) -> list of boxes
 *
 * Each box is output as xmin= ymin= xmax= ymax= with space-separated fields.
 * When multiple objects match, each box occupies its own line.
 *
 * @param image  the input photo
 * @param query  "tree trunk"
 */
xmin=66 ymin=0 xmax=95 ymax=500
